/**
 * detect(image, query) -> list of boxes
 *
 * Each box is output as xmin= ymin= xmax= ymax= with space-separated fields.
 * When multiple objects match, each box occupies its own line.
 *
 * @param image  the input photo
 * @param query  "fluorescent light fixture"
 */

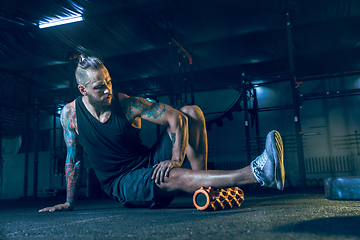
xmin=146 ymin=98 xmax=157 ymax=103
xmin=39 ymin=15 xmax=83 ymax=29
xmin=57 ymin=107 xmax=62 ymax=115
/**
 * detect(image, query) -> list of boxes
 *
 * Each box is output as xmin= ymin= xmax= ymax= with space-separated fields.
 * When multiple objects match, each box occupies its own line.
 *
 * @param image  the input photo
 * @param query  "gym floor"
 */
xmin=1 ymin=188 xmax=359 ymax=240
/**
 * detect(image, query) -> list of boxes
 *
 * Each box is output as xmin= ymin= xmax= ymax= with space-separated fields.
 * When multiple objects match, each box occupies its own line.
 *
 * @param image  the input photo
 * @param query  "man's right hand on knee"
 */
xmin=152 ymin=159 xmax=181 ymax=184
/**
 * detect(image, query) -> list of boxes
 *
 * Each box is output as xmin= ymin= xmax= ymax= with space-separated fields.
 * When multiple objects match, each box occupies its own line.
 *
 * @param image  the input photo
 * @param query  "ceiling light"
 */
xmin=145 ymin=98 xmax=156 ymax=103
xmin=39 ymin=15 xmax=83 ymax=29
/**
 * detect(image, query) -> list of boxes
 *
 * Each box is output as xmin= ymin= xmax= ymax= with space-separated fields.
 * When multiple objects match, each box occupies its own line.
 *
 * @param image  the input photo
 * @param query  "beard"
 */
xmin=87 ymin=93 xmax=112 ymax=112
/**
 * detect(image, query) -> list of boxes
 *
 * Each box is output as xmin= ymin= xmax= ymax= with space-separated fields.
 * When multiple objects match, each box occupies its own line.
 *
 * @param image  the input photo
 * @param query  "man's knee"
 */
xmin=180 ymin=105 xmax=204 ymax=120
xmin=156 ymin=168 xmax=184 ymax=192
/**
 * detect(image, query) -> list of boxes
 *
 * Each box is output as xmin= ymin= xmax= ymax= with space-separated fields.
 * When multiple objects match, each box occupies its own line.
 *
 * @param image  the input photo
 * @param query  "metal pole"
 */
xmin=23 ymin=82 xmax=31 ymax=199
xmin=168 ymin=34 xmax=175 ymax=107
xmin=253 ymin=88 xmax=261 ymax=156
xmin=0 ymin=106 xmax=2 ymax=198
xmin=24 ymin=109 xmax=30 ymax=198
xmin=53 ymin=105 xmax=57 ymax=164
xmin=52 ymin=105 xmax=57 ymax=188
xmin=33 ymin=100 xmax=40 ymax=198
xmin=190 ymin=62 xmax=195 ymax=105
xmin=242 ymin=80 xmax=251 ymax=164
xmin=183 ymin=55 xmax=187 ymax=105
xmin=178 ymin=55 xmax=182 ymax=106
xmin=355 ymin=130 xmax=359 ymax=155
xmin=58 ymin=112 xmax=64 ymax=188
xmin=286 ymin=11 xmax=306 ymax=189
xmin=69 ymin=54 xmax=77 ymax=100
xmin=243 ymin=80 xmax=253 ymax=190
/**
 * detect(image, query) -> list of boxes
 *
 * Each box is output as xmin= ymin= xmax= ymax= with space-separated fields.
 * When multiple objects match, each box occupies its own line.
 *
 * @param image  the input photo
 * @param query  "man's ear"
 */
xmin=78 ymin=85 xmax=87 ymax=96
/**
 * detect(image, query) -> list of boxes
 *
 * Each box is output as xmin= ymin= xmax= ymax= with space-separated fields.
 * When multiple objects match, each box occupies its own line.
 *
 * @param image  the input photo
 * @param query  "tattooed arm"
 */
xmin=120 ymin=96 xmax=189 ymax=184
xmin=39 ymin=101 xmax=83 ymax=212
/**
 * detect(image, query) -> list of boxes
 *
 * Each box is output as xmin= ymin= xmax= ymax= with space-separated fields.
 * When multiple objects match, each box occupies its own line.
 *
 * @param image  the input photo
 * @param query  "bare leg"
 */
xmin=155 ymin=130 xmax=285 ymax=198
xmin=179 ymin=105 xmax=208 ymax=170
xmin=155 ymin=166 xmax=257 ymax=195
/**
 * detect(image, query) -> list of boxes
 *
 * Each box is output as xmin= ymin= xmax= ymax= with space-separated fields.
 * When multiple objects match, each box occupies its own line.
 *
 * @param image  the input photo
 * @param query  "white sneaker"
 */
xmin=250 ymin=130 xmax=285 ymax=190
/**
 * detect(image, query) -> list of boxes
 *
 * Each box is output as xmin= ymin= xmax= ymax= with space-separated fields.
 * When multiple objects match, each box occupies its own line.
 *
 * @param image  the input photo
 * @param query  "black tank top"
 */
xmin=76 ymin=94 xmax=149 ymax=193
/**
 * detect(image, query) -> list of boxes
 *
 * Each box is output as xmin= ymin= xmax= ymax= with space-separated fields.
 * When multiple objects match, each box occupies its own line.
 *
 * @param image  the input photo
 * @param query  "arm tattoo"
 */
xmin=60 ymin=104 xmax=82 ymax=204
xmin=121 ymin=97 xmax=166 ymax=122
xmin=138 ymin=98 xmax=166 ymax=119
xmin=65 ymin=160 xmax=82 ymax=204
xmin=171 ymin=133 xmax=176 ymax=145
xmin=60 ymin=105 xmax=77 ymax=144
xmin=170 ymin=132 xmax=183 ymax=163
xmin=64 ymin=140 xmax=83 ymax=204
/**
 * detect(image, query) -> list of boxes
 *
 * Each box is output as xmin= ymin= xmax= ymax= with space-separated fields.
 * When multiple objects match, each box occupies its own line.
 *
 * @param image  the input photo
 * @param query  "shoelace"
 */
xmin=252 ymin=157 xmax=266 ymax=186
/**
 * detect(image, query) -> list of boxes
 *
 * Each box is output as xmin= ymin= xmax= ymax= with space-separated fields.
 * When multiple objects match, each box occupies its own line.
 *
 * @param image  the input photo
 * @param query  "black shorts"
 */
xmin=111 ymin=129 xmax=184 ymax=209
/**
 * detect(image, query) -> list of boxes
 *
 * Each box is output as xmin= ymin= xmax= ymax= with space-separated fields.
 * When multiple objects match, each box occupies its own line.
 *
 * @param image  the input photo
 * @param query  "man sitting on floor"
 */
xmin=39 ymin=56 xmax=285 ymax=212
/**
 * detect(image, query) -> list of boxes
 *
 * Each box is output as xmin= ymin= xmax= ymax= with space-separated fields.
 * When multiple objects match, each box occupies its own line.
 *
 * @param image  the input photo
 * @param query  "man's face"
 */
xmin=84 ymin=67 xmax=113 ymax=111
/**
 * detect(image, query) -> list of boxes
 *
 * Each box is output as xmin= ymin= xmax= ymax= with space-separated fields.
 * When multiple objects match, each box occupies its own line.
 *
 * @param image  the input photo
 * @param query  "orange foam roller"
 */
xmin=193 ymin=186 xmax=244 ymax=211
